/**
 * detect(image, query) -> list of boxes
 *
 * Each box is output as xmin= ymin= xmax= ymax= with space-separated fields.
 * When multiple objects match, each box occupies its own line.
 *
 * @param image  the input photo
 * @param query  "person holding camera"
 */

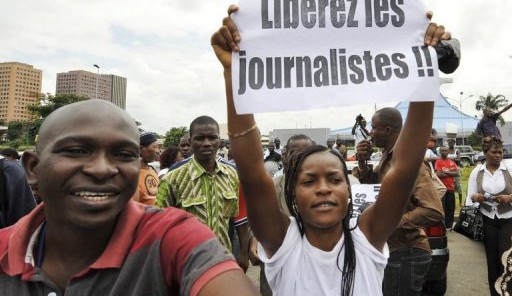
xmin=351 ymin=114 xmax=370 ymax=147
xmin=467 ymin=136 xmax=512 ymax=296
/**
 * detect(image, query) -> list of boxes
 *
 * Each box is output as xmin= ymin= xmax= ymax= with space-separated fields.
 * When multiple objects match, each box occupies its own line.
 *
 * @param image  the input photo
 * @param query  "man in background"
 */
xmin=353 ymin=107 xmax=444 ymax=296
xmin=477 ymin=104 xmax=512 ymax=139
xmin=0 ymin=155 xmax=36 ymax=228
xmin=435 ymin=146 xmax=459 ymax=230
xmin=157 ymin=116 xmax=249 ymax=272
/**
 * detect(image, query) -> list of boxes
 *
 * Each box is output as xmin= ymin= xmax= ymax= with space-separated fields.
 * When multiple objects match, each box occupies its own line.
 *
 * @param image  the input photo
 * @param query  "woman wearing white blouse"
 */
xmin=466 ymin=137 xmax=512 ymax=296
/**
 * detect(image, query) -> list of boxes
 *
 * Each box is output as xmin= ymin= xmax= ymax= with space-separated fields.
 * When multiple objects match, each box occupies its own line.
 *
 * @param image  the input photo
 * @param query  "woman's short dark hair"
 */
xmin=482 ymin=136 xmax=503 ymax=153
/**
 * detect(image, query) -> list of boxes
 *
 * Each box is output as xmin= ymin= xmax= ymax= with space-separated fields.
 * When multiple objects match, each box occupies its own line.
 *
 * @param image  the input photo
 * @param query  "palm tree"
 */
xmin=475 ymin=93 xmax=508 ymax=126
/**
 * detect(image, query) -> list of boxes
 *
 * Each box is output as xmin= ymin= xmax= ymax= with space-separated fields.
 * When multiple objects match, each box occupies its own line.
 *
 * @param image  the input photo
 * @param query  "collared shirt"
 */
xmin=466 ymin=163 xmax=512 ymax=219
xmin=0 ymin=202 xmax=239 ymax=296
xmin=157 ymin=157 xmax=239 ymax=250
xmin=352 ymin=150 xmax=444 ymax=253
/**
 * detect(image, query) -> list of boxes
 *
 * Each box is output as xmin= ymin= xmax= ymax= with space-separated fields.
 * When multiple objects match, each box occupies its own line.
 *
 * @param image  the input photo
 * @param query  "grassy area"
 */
xmin=455 ymin=166 xmax=474 ymax=215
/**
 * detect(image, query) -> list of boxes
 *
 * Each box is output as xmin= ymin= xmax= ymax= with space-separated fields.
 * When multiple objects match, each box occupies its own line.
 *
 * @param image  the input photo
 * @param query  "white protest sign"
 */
xmin=231 ymin=0 xmax=439 ymax=114
xmin=351 ymin=184 xmax=380 ymax=217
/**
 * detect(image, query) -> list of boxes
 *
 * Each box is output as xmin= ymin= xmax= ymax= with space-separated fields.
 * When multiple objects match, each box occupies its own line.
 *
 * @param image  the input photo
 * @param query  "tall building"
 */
xmin=0 ymin=62 xmax=43 ymax=122
xmin=56 ymin=70 xmax=127 ymax=109
xmin=111 ymin=75 xmax=127 ymax=110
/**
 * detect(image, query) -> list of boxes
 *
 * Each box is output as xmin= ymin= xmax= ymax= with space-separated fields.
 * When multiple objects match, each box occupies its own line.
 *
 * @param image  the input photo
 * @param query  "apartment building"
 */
xmin=56 ymin=70 xmax=126 ymax=109
xmin=0 ymin=62 xmax=42 ymax=122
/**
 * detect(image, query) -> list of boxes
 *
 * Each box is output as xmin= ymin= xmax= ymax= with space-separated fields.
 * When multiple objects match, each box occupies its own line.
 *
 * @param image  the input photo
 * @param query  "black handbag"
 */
xmin=453 ymin=205 xmax=484 ymax=241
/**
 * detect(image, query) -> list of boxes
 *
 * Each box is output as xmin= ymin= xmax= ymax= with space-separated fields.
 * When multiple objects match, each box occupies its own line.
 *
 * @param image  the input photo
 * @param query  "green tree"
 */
xmin=5 ymin=120 xmax=41 ymax=146
xmin=27 ymin=93 xmax=88 ymax=119
xmin=475 ymin=93 xmax=509 ymax=126
xmin=164 ymin=127 xmax=188 ymax=147
xmin=467 ymin=130 xmax=483 ymax=148
xmin=6 ymin=121 xmax=25 ymax=141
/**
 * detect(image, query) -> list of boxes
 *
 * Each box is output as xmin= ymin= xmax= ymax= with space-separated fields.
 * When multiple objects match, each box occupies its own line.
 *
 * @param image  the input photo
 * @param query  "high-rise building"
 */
xmin=56 ymin=70 xmax=127 ymax=109
xmin=111 ymin=75 xmax=127 ymax=110
xmin=0 ymin=62 xmax=43 ymax=122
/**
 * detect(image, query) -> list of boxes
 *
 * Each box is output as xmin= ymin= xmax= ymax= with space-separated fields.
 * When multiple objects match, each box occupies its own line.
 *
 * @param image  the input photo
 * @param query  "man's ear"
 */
xmin=21 ymin=150 xmax=39 ymax=187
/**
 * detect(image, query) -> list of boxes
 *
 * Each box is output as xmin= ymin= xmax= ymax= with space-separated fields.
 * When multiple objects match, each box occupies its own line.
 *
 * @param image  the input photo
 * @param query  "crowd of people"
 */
xmin=0 ymin=5 xmax=511 ymax=296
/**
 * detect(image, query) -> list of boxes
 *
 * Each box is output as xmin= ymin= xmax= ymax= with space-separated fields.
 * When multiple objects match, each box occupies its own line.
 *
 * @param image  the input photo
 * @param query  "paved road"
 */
xmin=246 ymin=230 xmax=490 ymax=295
xmin=442 ymin=230 xmax=489 ymax=296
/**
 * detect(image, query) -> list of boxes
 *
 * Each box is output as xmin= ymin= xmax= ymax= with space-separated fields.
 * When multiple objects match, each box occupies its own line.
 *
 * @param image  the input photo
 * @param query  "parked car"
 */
xmin=474 ymin=143 xmax=512 ymax=163
xmin=346 ymin=149 xmax=357 ymax=161
xmin=474 ymin=151 xmax=485 ymax=163
xmin=345 ymin=151 xmax=381 ymax=173
xmin=503 ymin=144 xmax=512 ymax=159
xmin=422 ymin=222 xmax=449 ymax=295
xmin=454 ymin=145 xmax=478 ymax=167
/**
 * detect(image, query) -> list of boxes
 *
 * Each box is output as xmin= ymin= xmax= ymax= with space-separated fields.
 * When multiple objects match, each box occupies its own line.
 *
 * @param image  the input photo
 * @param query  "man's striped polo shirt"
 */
xmin=0 ymin=201 xmax=239 ymax=295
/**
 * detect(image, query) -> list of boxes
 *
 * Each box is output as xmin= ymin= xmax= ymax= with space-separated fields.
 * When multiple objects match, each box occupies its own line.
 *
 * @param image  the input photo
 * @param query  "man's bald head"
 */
xmin=37 ymin=100 xmax=138 ymax=152
xmin=374 ymin=107 xmax=403 ymax=132
xmin=27 ymin=99 xmax=141 ymax=232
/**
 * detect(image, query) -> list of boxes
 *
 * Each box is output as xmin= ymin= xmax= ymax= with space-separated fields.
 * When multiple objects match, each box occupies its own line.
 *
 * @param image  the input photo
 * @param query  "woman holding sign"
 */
xmin=212 ymin=6 xmax=447 ymax=296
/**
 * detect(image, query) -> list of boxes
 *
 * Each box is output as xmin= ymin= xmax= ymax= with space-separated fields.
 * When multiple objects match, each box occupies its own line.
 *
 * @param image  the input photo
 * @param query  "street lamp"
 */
xmin=93 ymin=64 xmax=100 ymax=100
xmin=459 ymin=91 xmax=474 ymax=145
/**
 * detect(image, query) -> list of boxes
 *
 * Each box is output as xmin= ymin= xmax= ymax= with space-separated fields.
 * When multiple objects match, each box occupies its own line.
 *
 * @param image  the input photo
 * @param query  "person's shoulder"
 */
xmin=1 ymin=159 xmax=24 ymax=174
xmin=469 ymin=164 xmax=484 ymax=176
xmin=218 ymin=157 xmax=236 ymax=169
xmin=218 ymin=158 xmax=238 ymax=177
xmin=169 ymin=157 xmax=192 ymax=172
xmin=272 ymin=173 xmax=284 ymax=184
xmin=166 ymin=158 xmax=193 ymax=178
xmin=137 ymin=207 xmax=215 ymax=242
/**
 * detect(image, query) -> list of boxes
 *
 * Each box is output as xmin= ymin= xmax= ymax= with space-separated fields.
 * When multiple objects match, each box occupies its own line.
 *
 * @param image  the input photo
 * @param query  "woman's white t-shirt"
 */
xmin=258 ymin=217 xmax=389 ymax=296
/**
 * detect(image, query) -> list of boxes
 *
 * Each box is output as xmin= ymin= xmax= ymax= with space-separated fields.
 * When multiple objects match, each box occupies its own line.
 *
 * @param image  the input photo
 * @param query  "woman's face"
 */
xmin=485 ymin=146 xmax=503 ymax=166
xmin=293 ymin=151 xmax=350 ymax=232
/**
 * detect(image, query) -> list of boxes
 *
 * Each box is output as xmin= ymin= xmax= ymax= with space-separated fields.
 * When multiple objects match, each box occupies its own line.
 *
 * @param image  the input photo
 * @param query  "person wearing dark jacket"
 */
xmin=0 ymin=157 xmax=36 ymax=228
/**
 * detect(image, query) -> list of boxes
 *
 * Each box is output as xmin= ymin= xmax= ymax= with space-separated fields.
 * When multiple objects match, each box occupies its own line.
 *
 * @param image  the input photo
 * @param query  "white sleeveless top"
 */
xmin=258 ymin=217 xmax=389 ymax=296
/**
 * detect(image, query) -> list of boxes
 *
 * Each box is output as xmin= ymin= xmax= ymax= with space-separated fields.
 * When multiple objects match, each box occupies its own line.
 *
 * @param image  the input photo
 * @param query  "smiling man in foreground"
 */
xmin=0 ymin=100 xmax=258 ymax=296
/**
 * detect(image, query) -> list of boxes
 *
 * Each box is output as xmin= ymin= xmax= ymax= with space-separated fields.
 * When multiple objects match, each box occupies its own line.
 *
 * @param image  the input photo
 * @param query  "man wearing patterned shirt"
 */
xmin=157 ymin=116 xmax=249 ymax=271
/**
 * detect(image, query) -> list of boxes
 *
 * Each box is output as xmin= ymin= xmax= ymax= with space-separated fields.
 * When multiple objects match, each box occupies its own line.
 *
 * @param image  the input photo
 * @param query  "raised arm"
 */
xmin=359 ymin=102 xmax=433 ymax=250
xmin=358 ymin=17 xmax=445 ymax=250
xmin=211 ymin=6 xmax=289 ymax=257
xmin=351 ymin=121 xmax=358 ymax=135
xmin=497 ymin=98 xmax=512 ymax=116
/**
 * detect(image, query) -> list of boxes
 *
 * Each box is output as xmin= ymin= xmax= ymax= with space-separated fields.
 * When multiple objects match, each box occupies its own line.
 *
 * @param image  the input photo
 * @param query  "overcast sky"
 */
xmin=1 ymin=0 xmax=510 ymax=135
